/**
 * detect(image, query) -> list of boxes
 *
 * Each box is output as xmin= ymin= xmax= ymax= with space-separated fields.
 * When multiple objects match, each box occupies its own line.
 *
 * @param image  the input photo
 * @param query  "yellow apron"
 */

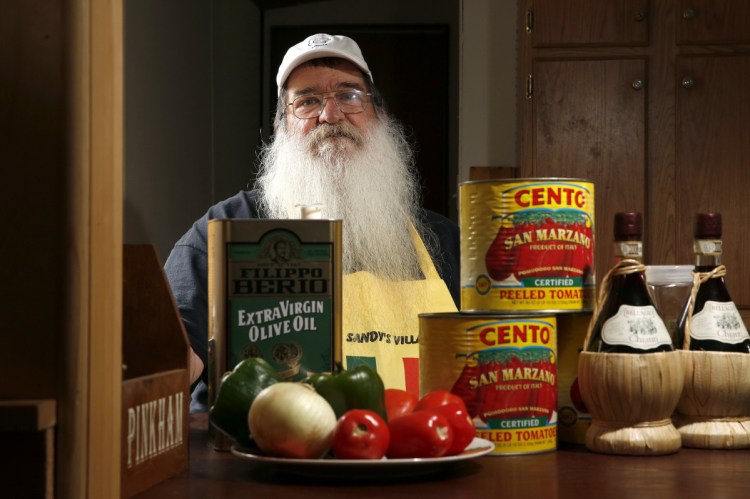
xmin=342 ymin=226 xmax=457 ymax=397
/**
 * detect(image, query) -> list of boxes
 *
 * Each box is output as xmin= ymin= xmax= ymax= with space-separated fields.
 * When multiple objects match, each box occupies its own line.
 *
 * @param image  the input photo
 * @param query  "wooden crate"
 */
xmin=121 ymin=245 xmax=190 ymax=498
xmin=0 ymin=399 xmax=56 ymax=499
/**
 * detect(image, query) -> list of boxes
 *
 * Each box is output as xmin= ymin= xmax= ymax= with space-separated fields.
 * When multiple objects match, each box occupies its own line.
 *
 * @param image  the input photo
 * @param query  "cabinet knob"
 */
xmin=682 ymin=8 xmax=696 ymax=20
xmin=681 ymin=76 xmax=695 ymax=89
xmin=633 ymin=10 xmax=647 ymax=22
xmin=632 ymin=79 xmax=645 ymax=90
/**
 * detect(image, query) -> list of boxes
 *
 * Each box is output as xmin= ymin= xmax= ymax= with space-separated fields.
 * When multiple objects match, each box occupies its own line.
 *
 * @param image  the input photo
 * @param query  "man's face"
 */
xmin=258 ymin=65 xmax=424 ymax=281
xmin=284 ymin=61 xmax=378 ymax=138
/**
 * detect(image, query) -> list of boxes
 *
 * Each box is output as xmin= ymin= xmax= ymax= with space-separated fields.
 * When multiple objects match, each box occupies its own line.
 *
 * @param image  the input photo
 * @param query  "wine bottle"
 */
xmin=586 ymin=212 xmax=674 ymax=353
xmin=676 ymin=213 xmax=750 ymax=352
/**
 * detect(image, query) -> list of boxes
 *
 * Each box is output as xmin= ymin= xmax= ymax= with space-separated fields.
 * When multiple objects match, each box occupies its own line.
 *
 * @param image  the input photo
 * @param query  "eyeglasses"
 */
xmin=287 ymin=89 xmax=372 ymax=119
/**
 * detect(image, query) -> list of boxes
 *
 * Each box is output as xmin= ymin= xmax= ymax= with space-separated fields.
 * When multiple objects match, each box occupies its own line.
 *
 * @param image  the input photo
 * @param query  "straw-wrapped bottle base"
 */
xmin=675 ymin=350 xmax=750 ymax=449
xmin=586 ymin=419 xmax=682 ymax=455
xmin=674 ymin=417 xmax=750 ymax=449
xmin=578 ymin=351 xmax=684 ymax=455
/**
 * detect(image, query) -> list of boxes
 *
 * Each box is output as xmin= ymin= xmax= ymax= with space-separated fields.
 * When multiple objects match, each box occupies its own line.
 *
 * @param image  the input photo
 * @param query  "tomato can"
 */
xmin=460 ymin=178 xmax=595 ymax=313
xmin=419 ymin=312 xmax=558 ymax=455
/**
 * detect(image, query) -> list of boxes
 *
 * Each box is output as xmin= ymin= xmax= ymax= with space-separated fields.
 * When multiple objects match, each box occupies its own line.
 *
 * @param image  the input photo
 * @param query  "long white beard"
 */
xmin=256 ymin=116 xmax=427 ymax=282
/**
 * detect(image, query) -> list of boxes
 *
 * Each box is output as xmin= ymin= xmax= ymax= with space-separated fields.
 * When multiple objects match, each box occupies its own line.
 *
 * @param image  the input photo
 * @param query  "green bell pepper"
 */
xmin=208 ymin=357 xmax=282 ymax=447
xmin=305 ymin=363 xmax=388 ymax=422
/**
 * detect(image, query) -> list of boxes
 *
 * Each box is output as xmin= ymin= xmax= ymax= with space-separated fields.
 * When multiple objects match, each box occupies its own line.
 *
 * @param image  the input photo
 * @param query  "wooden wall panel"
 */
xmin=1 ymin=0 xmax=64 ymax=401
xmin=2 ymin=0 xmax=123 ymax=497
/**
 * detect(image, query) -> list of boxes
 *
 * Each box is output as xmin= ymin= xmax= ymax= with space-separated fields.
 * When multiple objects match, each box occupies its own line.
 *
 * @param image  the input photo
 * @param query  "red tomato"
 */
xmin=431 ymin=403 xmax=476 ymax=455
xmin=415 ymin=390 xmax=467 ymax=413
xmin=384 ymin=388 xmax=418 ymax=421
xmin=332 ymin=409 xmax=390 ymax=460
xmin=386 ymin=411 xmax=453 ymax=459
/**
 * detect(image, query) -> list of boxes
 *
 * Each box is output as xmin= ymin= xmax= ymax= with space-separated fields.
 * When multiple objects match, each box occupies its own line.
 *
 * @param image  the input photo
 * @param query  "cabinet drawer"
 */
xmin=677 ymin=0 xmax=750 ymax=45
xmin=529 ymin=0 xmax=649 ymax=47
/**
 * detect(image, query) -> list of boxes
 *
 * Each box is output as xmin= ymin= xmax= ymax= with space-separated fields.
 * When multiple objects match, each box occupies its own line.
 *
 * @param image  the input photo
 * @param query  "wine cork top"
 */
xmin=614 ymin=212 xmax=642 ymax=241
xmin=296 ymin=204 xmax=324 ymax=219
xmin=694 ymin=212 xmax=722 ymax=239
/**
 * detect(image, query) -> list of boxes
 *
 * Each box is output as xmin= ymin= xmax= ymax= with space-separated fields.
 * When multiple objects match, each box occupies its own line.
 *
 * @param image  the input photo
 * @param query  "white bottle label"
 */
xmin=690 ymin=300 xmax=750 ymax=344
xmin=601 ymin=305 xmax=672 ymax=349
xmin=613 ymin=241 xmax=642 ymax=259
xmin=694 ymin=239 xmax=722 ymax=256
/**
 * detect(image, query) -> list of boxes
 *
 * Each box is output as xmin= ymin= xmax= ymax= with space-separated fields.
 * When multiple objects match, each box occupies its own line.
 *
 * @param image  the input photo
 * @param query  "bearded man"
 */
xmin=165 ymin=34 xmax=459 ymax=412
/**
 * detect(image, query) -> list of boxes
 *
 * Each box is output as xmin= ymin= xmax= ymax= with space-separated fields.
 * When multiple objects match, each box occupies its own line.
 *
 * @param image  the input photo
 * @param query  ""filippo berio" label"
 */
xmin=211 ymin=220 xmax=342 ymax=378
xmin=226 ymin=233 xmax=337 ymax=377
xmin=207 ymin=219 xmax=342 ymax=450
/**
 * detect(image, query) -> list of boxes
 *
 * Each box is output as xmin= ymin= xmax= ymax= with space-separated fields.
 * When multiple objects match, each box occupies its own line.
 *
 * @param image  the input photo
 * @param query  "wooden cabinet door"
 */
xmin=527 ymin=58 xmax=647 ymax=277
xmin=675 ymin=54 xmax=750 ymax=307
xmin=530 ymin=0 xmax=650 ymax=47
xmin=677 ymin=0 xmax=750 ymax=44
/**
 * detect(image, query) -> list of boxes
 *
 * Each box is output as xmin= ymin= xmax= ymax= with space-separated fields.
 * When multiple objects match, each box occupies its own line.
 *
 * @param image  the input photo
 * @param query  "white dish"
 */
xmin=230 ymin=437 xmax=494 ymax=478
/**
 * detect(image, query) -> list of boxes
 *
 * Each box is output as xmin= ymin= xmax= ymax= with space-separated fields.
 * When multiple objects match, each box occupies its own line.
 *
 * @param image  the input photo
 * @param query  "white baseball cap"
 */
xmin=276 ymin=33 xmax=373 ymax=96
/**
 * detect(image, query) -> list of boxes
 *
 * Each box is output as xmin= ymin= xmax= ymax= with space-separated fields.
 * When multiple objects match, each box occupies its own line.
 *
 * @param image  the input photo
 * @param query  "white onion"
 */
xmin=248 ymin=382 xmax=337 ymax=459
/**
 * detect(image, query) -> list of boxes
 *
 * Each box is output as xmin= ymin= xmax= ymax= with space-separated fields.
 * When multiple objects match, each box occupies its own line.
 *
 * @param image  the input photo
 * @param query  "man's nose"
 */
xmin=318 ymin=95 xmax=345 ymax=123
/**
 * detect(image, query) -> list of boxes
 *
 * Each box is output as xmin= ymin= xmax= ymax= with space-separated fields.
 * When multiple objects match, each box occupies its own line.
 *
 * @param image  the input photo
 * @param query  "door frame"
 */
xmin=62 ymin=0 xmax=123 ymax=496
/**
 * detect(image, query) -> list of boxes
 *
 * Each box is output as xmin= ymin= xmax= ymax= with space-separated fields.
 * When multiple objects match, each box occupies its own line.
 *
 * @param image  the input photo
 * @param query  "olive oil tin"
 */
xmin=207 ymin=219 xmax=342 ymax=450
xmin=460 ymin=178 xmax=595 ymax=313
xmin=419 ymin=312 xmax=558 ymax=455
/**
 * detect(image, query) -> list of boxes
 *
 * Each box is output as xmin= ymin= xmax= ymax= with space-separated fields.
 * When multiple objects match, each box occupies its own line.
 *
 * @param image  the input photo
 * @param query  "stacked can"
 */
xmin=420 ymin=178 xmax=595 ymax=454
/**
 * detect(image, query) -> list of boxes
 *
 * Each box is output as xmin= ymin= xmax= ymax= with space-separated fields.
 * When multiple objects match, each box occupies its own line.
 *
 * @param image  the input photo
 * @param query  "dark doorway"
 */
xmin=269 ymin=26 xmax=452 ymax=218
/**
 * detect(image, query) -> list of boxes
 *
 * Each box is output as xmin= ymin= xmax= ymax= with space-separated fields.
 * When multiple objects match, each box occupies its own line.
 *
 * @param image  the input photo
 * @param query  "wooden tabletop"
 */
xmin=133 ymin=414 xmax=750 ymax=499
